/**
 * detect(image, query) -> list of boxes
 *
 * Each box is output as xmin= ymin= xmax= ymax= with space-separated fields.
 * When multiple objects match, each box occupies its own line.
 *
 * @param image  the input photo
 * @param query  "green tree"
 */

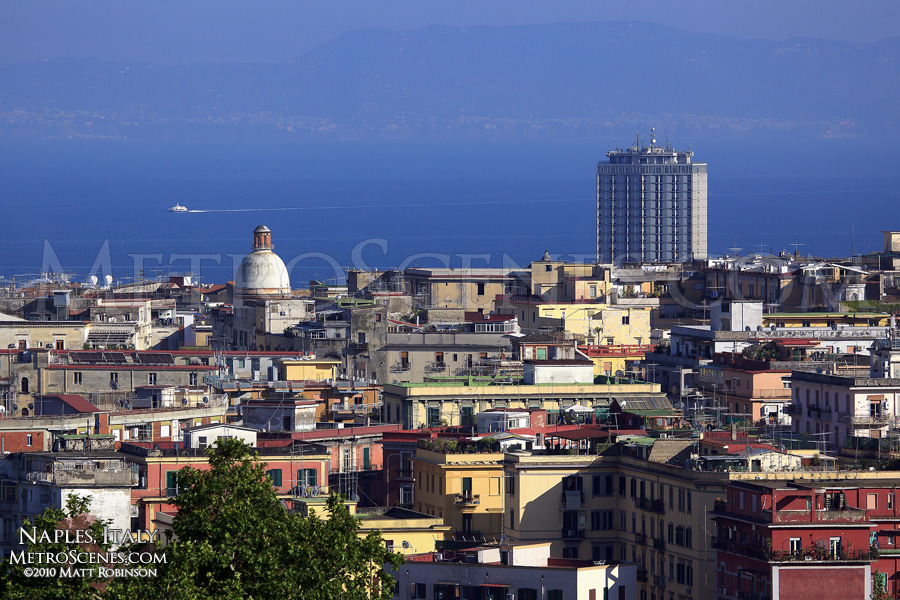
xmin=0 ymin=494 xmax=114 ymax=600
xmin=115 ymin=437 xmax=402 ymax=600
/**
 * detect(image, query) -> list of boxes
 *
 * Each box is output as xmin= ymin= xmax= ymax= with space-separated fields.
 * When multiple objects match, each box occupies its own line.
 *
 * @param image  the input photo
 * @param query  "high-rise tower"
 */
xmin=596 ymin=128 xmax=707 ymax=264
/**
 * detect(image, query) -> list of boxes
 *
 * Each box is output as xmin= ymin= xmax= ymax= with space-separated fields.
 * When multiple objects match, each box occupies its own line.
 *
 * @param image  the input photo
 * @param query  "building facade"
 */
xmin=597 ymin=130 xmax=707 ymax=264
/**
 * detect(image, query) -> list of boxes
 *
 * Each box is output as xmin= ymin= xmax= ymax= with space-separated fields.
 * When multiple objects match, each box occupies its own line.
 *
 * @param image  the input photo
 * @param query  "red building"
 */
xmin=712 ymin=480 xmax=884 ymax=600
xmin=119 ymin=440 xmax=331 ymax=532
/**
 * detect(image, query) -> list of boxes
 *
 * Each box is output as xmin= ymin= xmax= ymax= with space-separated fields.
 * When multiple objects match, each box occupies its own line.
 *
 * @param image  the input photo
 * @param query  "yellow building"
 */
xmin=503 ymin=449 xmax=727 ymax=600
xmin=383 ymin=379 xmax=662 ymax=429
xmin=504 ymin=301 xmax=651 ymax=345
xmin=762 ymin=312 xmax=890 ymax=328
xmin=578 ymin=344 xmax=655 ymax=377
xmin=279 ymin=358 xmax=341 ymax=381
xmin=357 ymin=506 xmax=452 ymax=556
xmin=413 ymin=440 xmax=506 ymax=540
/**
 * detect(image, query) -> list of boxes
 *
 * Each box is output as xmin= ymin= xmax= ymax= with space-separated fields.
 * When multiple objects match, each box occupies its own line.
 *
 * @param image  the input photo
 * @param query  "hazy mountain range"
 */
xmin=1 ymin=21 xmax=897 ymax=142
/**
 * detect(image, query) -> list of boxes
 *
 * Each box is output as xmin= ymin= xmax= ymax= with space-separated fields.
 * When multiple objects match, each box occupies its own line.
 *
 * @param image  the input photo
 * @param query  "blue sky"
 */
xmin=2 ymin=0 xmax=898 ymax=64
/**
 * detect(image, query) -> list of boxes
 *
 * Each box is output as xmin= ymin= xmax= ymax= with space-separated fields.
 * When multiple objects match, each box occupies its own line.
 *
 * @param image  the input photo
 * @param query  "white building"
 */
xmin=394 ymin=541 xmax=636 ymax=600
xmin=597 ymin=128 xmax=707 ymax=264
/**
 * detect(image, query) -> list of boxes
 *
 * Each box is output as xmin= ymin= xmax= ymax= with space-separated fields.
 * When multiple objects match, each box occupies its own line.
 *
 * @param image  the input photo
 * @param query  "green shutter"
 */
xmin=268 ymin=469 xmax=282 ymax=487
xmin=363 ymin=448 xmax=371 ymax=470
xmin=166 ymin=471 xmax=178 ymax=496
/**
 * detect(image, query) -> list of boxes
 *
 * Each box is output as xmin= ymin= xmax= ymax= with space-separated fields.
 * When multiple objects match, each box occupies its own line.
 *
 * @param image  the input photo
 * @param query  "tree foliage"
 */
xmin=114 ymin=437 xmax=403 ymax=600
xmin=0 ymin=494 xmax=114 ymax=600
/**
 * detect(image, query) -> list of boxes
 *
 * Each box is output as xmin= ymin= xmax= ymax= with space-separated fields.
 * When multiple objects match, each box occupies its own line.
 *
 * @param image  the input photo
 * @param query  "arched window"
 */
xmin=21 ymin=377 xmax=29 ymax=394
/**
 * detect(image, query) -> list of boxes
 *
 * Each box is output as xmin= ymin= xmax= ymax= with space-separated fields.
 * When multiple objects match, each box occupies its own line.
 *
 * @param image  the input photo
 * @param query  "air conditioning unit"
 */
xmin=506 ymin=594 xmax=515 ymax=600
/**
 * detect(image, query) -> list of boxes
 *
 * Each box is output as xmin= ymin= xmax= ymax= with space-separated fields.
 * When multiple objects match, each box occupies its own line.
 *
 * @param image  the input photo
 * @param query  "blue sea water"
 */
xmin=0 ymin=138 xmax=897 ymax=287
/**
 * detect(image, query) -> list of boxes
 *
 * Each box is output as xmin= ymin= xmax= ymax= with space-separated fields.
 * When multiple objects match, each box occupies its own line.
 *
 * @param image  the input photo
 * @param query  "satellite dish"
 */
xmin=745 ymin=326 xmax=751 ymax=331
xmin=12 ymin=403 xmax=18 ymax=411
xmin=615 ymin=370 xmax=624 ymax=377
xmin=499 ymin=534 xmax=508 ymax=544
xmin=770 ymin=324 xmax=776 ymax=332
xmin=780 ymin=444 xmax=786 ymax=452
xmin=153 ymin=443 xmax=160 ymax=451
xmin=181 ymin=398 xmax=188 ymax=406
xmin=0 ymin=406 xmax=5 ymax=413
xmin=27 ymin=403 xmax=34 ymax=410
xmin=110 ymin=379 xmax=118 ymax=390
xmin=401 ymin=541 xmax=411 ymax=549
xmin=202 ymin=396 xmax=209 ymax=404
xmin=816 ymin=367 xmax=823 ymax=374
xmin=124 ymin=401 xmax=132 ymax=410
xmin=350 ymin=493 xmax=360 ymax=502
xmin=757 ymin=326 xmax=763 ymax=331
xmin=831 ymin=323 xmax=838 ymax=331
xmin=745 ymin=445 xmax=752 ymax=454
xmin=104 ymin=275 xmax=113 ymax=286
xmin=173 ymin=442 xmax=179 ymax=450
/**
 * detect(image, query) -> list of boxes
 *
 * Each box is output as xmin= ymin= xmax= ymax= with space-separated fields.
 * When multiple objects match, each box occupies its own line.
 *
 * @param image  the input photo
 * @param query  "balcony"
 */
xmin=653 ymin=538 xmax=665 ymax=551
xmin=635 ymin=532 xmax=646 ymax=545
xmin=454 ymin=493 xmax=480 ymax=507
xmin=838 ymin=414 xmax=893 ymax=426
xmin=561 ymin=490 xmax=585 ymax=504
xmin=562 ymin=528 xmax=586 ymax=539
xmin=653 ymin=575 xmax=667 ymax=589
xmin=390 ymin=362 xmax=410 ymax=373
xmin=398 ymin=467 xmax=414 ymax=479
xmin=772 ymin=507 xmax=868 ymax=524
xmin=768 ymin=548 xmax=877 ymax=563
xmin=638 ymin=497 xmax=665 ymax=514
xmin=424 ymin=362 xmax=447 ymax=374
xmin=712 ymin=537 xmax=768 ymax=561
xmin=783 ymin=404 xmax=801 ymax=415
xmin=636 ymin=568 xmax=648 ymax=583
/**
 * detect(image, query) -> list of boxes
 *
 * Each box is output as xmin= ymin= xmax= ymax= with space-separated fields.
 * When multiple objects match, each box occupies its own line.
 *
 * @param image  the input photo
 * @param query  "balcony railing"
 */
xmin=398 ymin=467 xmax=414 ymax=479
xmin=636 ymin=568 xmax=648 ymax=582
xmin=390 ymin=362 xmax=411 ymax=373
xmin=635 ymin=532 xmax=646 ymax=545
xmin=454 ymin=493 xmax=480 ymax=506
xmin=561 ymin=490 xmax=585 ymax=503
xmin=653 ymin=538 xmax=665 ymax=551
xmin=638 ymin=497 xmax=665 ymax=514
xmin=562 ymin=528 xmax=585 ymax=539
xmin=838 ymin=414 xmax=893 ymax=426
xmin=424 ymin=362 xmax=447 ymax=373
xmin=714 ymin=537 xmax=878 ymax=562
xmin=653 ymin=575 xmax=667 ymax=589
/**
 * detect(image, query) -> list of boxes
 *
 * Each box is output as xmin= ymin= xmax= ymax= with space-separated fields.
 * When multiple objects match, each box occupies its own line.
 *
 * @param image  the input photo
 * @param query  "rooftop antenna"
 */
xmin=728 ymin=238 xmax=743 ymax=256
xmin=790 ymin=239 xmax=805 ymax=257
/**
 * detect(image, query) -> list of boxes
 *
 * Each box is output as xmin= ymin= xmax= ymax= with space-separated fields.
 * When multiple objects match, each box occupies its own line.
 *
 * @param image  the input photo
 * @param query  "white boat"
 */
xmin=169 ymin=203 xmax=188 ymax=213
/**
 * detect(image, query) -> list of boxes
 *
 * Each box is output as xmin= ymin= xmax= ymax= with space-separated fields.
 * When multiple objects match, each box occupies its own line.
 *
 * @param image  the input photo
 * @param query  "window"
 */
xmin=298 ymin=469 xmax=317 ymax=487
xmin=148 ymin=373 xmax=157 ymax=385
xmin=409 ymin=582 xmax=426 ymax=599
xmin=166 ymin=471 xmax=179 ymax=496
xmin=867 ymin=494 xmax=878 ymax=510
xmin=55 ymin=339 xmax=65 ymax=350
xmin=547 ymin=590 xmax=564 ymax=600
xmin=477 ymin=283 xmax=485 ymax=296
xmin=506 ymin=475 xmax=515 ymax=496
xmin=26 ymin=434 xmax=33 ymax=447
xmin=789 ymin=537 xmax=801 ymax=554
xmin=619 ymin=475 xmax=626 ymax=496
xmin=518 ymin=589 xmax=538 ymax=600
xmin=562 ymin=546 xmax=578 ymax=558
xmin=509 ymin=508 xmax=515 ymax=529
xmin=267 ymin=469 xmax=282 ymax=487
xmin=189 ymin=372 xmax=198 ymax=386
xmin=197 ymin=436 xmax=208 ymax=448
xmin=592 ymin=511 xmax=602 ymax=531
xmin=622 ymin=315 xmax=630 ymax=325
xmin=73 ymin=372 xmax=82 ymax=385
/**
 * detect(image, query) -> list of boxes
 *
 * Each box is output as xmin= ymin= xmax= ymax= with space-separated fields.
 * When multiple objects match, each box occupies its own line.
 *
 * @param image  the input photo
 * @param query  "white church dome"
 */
xmin=235 ymin=225 xmax=291 ymax=300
